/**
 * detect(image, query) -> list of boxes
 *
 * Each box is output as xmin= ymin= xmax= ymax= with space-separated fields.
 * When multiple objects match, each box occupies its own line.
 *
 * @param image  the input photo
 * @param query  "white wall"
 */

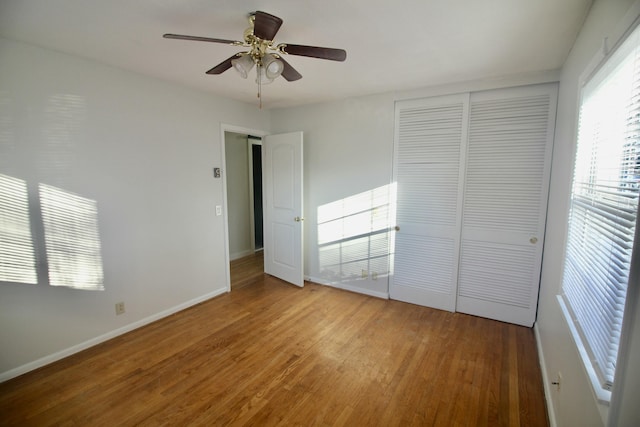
xmin=0 ymin=38 xmax=270 ymax=379
xmin=536 ymin=0 xmax=640 ymax=426
xmin=224 ymin=132 xmax=252 ymax=260
xmin=4 ymin=4 xmax=640 ymax=423
xmin=270 ymin=3 xmax=640 ymax=420
xmin=269 ymin=70 xmax=558 ymax=298
xmin=271 ymin=94 xmax=396 ymax=298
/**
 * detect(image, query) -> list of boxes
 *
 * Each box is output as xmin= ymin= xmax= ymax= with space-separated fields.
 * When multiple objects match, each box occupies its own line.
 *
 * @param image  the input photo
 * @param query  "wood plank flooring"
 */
xmin=0 ymin=254 xmax=548 ymax=426
xmin=230 ymin=251 xmax=264 ymax=290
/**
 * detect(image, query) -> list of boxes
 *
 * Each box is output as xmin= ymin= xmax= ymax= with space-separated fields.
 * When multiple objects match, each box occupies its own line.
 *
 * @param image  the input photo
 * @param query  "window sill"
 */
xmin=557 ymin=295 xmax=611 ymax=406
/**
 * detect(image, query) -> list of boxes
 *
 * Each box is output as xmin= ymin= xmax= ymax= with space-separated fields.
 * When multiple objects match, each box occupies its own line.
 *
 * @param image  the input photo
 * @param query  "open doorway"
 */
xmin=248 ymin=136 xmax=263 ymax=252
xmin=224 ymin=131 xmax=265 ymax=290
xmin=221 ymin=125 xmax=304 ymax=291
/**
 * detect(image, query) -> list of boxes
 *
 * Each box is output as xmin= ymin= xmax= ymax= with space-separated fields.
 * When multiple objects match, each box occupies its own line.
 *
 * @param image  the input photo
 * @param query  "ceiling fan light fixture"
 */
xmin=163 ymin=10 xmax=347 ymax=107
xmin=262 ymin=53 xmax=284 ymax=80
xmin=231 ymin=54 xmax=255 ymax=79
xmin=256 ymin=66 xmax=275 ymax=85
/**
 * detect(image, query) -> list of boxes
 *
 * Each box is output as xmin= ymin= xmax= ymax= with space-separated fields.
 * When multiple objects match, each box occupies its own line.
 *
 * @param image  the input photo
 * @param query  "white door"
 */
xmin=389 ymin=94 xmax=469 ymax=311
xmin=263 ymin=132 xmax=304 ymax=287
xmin=456 ymin=84 xmax=557 ymax=326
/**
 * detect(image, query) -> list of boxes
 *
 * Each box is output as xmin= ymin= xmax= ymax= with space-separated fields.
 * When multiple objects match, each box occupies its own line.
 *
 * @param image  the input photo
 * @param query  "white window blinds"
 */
xmin=561 ymin=26 xmax=640 ymax=391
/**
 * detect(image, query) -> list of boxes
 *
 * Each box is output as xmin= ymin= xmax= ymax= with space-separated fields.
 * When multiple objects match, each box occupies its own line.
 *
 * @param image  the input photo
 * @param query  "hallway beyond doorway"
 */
xmin=230 ymin=251 xmax=264 ymax=290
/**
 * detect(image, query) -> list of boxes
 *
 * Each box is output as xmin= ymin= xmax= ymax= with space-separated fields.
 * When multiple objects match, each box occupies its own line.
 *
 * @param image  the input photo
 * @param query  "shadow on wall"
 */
xmin=0 ymin=173 xmax=104 ymax=291
xmin=317 ymin=183 xmax=396 ymax=284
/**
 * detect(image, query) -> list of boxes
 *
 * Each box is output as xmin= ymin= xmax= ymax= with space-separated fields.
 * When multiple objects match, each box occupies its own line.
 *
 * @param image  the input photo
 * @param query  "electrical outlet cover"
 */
xmin=115 ymin=302 xmax=125 ymax=315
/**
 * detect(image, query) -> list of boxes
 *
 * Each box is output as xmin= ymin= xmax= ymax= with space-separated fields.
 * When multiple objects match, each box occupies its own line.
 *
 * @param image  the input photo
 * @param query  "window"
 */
xmin=560 ymin=25 xmax=640 ymax=402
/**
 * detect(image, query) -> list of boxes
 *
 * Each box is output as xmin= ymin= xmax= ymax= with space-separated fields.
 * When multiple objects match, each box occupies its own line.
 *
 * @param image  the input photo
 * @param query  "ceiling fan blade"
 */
xmin=206 ymin=54 xmax=239 ymax=75
xmin=253 ymin=11 xmax=283 ymax=40
xmin=163 ymin=33 xmax=240 ymax=45
xmin=279 ymin=44 xmax=347 ymax=61
xmin=279 ymin=57 xmax=302 ymax=82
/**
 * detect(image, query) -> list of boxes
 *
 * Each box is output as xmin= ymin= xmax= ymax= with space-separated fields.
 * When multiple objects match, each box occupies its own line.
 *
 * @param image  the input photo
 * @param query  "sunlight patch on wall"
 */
xmin=39 ymin=183 xmax=104 ymax=291
xmin=0 ymin=174 xmax=37 ymax=284
xmin=317 ymin=184 xmax=396 ymax=283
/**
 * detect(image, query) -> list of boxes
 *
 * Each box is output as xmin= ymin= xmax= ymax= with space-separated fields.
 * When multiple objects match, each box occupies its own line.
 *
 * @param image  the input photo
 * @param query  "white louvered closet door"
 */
xmin=456 ymin=84 xmax=557 ymax=326
xmin=390 ymin=94 xmax=469 ymax=311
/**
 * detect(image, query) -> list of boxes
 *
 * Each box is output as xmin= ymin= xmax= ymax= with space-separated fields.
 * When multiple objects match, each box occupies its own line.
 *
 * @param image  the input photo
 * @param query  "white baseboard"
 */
xmin=534 ymin=323 xmax=557 ymax=427
xmin=230 ymin=249 xmax=253 ymax=261
xmin=0 ymin=288 xmax=228 ymax=383
xmin=305 ymin=275 xmax=390 ymax=300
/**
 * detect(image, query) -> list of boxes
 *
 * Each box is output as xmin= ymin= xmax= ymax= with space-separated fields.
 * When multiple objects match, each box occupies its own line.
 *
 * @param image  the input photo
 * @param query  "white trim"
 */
xmin=534 ymin=323 xmax=557 ymax=427
xmin=247 ymin=138 xmax=256 ymax=253
xmin=220 ymin=124 xmax=269 ymax=293
xmin=230 ymin=249 xmax=253 ymax=261
xmin=608 ymin=196 xmax=640 ymax=426
xmin=0 ymin=288 xmax=227 ymax=383
xmin=247 ymin=137 xmax=263 ymax=253
xmin=557 ymin=296 xmax=612 ymax=405
xmin=554 ymin=4 xmax=640 ymax=415
xmin=306 ymin=275 xmax=390 ymax=300
xmin=580 ymin=1 xmax=640 ymax=88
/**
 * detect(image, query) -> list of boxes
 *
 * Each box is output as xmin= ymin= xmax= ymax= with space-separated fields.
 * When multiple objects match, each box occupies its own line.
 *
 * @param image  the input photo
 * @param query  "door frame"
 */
xmin=247 ymin=136 xmax=263 ymax=253
xmin=220 ymin=124 xmax=268 ymax=292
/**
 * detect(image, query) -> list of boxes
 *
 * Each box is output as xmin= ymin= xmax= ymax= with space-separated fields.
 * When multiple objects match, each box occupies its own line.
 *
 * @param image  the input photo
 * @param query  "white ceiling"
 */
xmin=0 ymin=0 xmax=593 ymax=109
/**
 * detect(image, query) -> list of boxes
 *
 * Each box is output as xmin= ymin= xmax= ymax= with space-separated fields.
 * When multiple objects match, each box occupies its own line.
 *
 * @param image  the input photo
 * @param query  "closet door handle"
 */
xmin=394 ymin=225 xmax=400 ymax=231
xmin=530 ymin=237 xmax=538 ymax=244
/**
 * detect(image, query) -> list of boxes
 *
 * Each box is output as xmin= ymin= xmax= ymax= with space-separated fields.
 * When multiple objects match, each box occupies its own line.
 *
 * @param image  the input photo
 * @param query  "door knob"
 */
xmin=394 ymin=225 xmax=400 ymax=231
xmin=530 ymin=237 xmax=538 ymax=244
xmin=294 ymin=216 xmax=304 ymax=222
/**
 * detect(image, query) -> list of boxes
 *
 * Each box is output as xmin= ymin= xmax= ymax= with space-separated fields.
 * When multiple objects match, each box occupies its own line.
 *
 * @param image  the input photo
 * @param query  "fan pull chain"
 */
xmin=257 ymin=64 xmax=262 ymax=109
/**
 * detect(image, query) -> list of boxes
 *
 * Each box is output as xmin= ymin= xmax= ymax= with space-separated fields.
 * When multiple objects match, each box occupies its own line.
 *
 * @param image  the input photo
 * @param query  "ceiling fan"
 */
xmin=163 ymin=11 xmax=347 ymax=107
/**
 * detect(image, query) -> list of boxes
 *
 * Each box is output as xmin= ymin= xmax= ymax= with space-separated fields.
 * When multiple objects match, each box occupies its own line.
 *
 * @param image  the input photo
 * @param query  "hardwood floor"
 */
xmin=230 ymin=251 xmax=264 ymax=290
xmin=0 ymin=258 xmax=549 ymax=426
